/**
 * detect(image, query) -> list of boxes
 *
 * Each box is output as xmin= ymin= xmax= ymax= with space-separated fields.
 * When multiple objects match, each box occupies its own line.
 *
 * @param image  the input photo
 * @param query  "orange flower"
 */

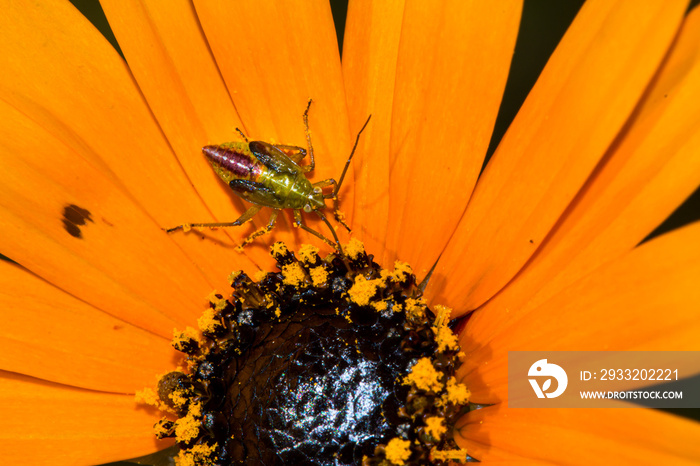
xmin=1 ymin=0 xmax=699 ymax=464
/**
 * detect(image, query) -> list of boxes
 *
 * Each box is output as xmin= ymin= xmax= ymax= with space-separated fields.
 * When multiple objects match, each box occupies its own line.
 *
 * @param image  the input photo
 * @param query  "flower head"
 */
xmin=1 ymin=0 xmax=700 ymax=464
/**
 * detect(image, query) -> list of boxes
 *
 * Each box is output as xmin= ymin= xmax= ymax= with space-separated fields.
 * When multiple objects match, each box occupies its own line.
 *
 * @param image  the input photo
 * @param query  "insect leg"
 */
xmin=293 ymin=209 xmax=340 ymax=252
xmin=301 ymin=99 xmax=315 ymax=173
xmin=273 ymin=144 xmax=307 ymax=164
xmin=315 ymin=211 xmax=346 ymax=256
xmin=239 ymin=209 xmax=280 ymax=248
xmin=312 ymin=178 xmax=351 ymax=232
xmin=165 ymin=205 xmax=262 ymax=233
xmin=314 ymin=179 xmax=336 ymax=191
xmin=235 ymin=127 xmax=249 ymax=142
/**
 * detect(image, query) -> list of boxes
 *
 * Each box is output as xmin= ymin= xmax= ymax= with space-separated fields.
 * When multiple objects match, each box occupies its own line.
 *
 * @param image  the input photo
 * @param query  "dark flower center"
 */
xmin=225 ymin=303 xmax=407 ymax=464
xmin=151 ymin=241 xmax=471 ymax=465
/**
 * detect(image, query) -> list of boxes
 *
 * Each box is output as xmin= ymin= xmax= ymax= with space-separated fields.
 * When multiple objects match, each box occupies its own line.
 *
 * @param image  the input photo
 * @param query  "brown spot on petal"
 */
xmin=62 ymin=204 xmax=93 ymax=239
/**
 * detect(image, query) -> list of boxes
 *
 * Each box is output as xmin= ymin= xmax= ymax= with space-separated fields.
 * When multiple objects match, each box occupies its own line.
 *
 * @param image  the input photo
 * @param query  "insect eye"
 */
xmin=313 ymin=187 xmax=322 ymax=194
xmin=303 ymin=204 xmax=312 ymax=213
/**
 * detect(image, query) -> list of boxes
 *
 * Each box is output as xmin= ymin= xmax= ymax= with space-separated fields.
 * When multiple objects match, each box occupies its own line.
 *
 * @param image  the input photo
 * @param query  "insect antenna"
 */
xmin=334 ymin=114 xmax=372 ymax=197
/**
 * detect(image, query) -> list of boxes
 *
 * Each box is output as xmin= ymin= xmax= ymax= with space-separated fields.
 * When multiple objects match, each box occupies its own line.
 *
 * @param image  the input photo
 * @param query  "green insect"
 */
xmin=166 ymin=100 xmax=371 ymax=253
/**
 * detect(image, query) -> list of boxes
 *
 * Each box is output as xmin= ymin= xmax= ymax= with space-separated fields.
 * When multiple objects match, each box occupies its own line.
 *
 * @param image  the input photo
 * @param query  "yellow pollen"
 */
xmin=174 ymin=403 xmax=203 ymax=443
xmin=430 ymin=448 xmax=468 ymax=463
xmin=372 ymin=301 xmax=388 ymax=312
xmin=182 ymin=223 xmax=192 ymax=233
xmin=254 ymin=270 xmax=268 ymax=282
xmin=406 ymin=358 xmax=443 ymax=392
xmin=424 ymin=416 xmax=447 ymax=439
xmin=134 ymin=387 xmax=160 ymax=408
xmin=176 ymin=443 xmax=219 ymax=466
xmin=206 ymin=290 xmax=228 ymax=311
xmin=385 ymin=438 xmax=411 ymax=465
xmin=298 ymin=244 xmax=320 ymax=263
xmin=434 ymin=325 xmax=459 ymax=353
xmin=344 ymin=238 xmax=365 ymax=259
xmin=153 ymin=417 xmax=172 ymax=437
xmin=281 ymin=262 xmax=307 ymax=287
xmin=309 ymin=266 xmax=329 ymax=287
xmin=172 ymin=326 xmax=200 ymax=351
xmin=227 ymin=270 xmax=242 ymax=285
xmin=392 ymin=261 xmax=413 ymax=280
xmin=271 ymin=241 xmax=289 ymax=258
xmin=433 ymin=304 xmax=451 ymax=328
xmin=404 ymin=298 xmax=426 ymax=319
xmin=197 ymin=308 xmax=222 ymax=334
xmin=167 ymin=388 xmax=190 ymax=411
xmin=442 ymin=377 xmax=471 ymax=405
xmin=348 ymin=275 xmax=382 ymax=306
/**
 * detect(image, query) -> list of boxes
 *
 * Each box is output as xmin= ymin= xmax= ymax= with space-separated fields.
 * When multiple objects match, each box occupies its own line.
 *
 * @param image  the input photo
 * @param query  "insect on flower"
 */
xmin=166 ymin=100 xmax=371 ymax=254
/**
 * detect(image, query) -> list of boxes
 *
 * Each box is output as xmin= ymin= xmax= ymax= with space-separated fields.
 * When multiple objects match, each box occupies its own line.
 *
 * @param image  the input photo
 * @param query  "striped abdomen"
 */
xmin=203 ymin=144 xmax=265 ymax=183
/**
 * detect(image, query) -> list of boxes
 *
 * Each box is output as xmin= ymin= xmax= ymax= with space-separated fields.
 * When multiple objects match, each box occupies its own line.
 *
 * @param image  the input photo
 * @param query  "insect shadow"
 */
xmin=166 ymin=100 xmax=371 ymax=254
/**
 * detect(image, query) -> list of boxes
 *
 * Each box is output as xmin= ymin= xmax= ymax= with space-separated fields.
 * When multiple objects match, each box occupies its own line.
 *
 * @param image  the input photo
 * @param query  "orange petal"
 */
xmin=428 ymin=0 xmax=688 ymax=310
xmin=0 ymin=1 xmax=258 ymax=284
xmin=456 ymin=404 xmax=700 ymax=464
xmin=0 ymin=102 xmax=215 ymax=337
xmin=460 ymin=221 xmax=700 ymax=402
xmin=382 ymin=1 xmax=522 ymax=277
xmin=342 ymin=0 xmax=406 ymax=256
xmin=463 ymin=5 xmax=700 ymax=338
xmin=0 ymin=371 xmax=171 ymax=465
xmin=0 ymin=260 xmax=176 ymax=393
xmin=99 ymin=0 xmax=276 ymax=267
xmin=193 ymin=1 xmax=353 ymax=255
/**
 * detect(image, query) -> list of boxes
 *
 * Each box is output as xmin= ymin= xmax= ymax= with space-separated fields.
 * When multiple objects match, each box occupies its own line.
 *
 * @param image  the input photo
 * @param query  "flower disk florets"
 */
xmin=153 ymin=241 xmax=470 ymax=465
